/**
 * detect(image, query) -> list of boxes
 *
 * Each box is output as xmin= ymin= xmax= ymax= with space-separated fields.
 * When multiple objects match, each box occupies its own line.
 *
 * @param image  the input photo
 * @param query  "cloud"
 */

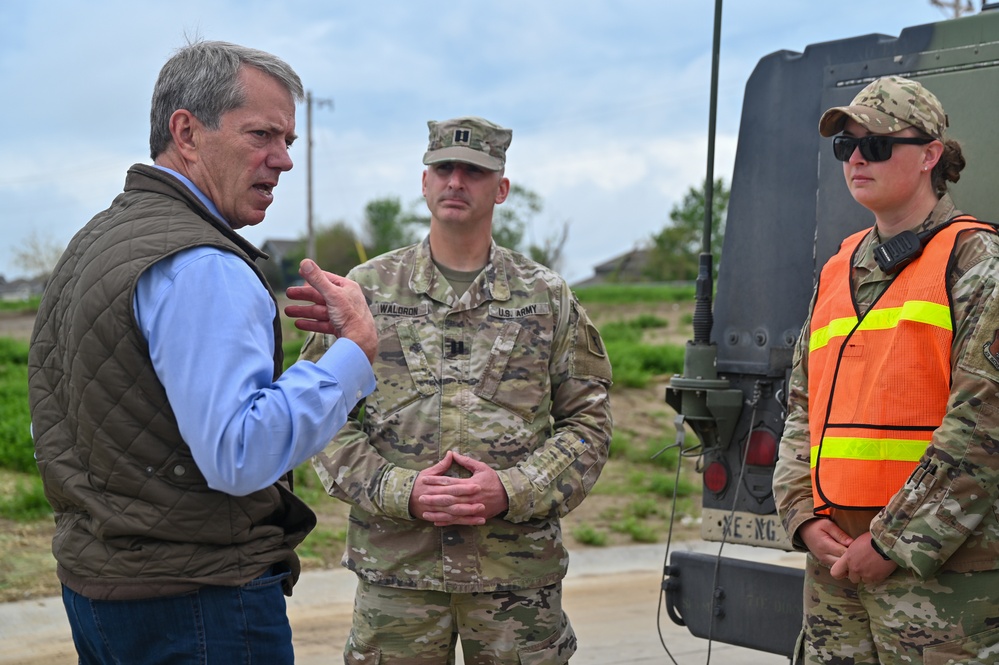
xmin=0 ymin=1 xmax=948 ymax=281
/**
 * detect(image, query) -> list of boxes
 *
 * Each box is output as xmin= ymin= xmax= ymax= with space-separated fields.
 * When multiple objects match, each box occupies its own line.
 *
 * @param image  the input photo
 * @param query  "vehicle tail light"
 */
xmin=704 ymin=460 xmax=729 ymax=494
xmin=746 ymin=428 xmax=778 ymax=467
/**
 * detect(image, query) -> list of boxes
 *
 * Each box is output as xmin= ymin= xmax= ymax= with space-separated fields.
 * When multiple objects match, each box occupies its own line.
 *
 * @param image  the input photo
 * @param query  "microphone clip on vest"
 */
xmin=874 ymin=230 xmax=923 ymax=275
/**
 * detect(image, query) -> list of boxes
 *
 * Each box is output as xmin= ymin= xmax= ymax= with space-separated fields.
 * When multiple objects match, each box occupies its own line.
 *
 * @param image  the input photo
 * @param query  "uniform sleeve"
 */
xmin=773 ymin=300 xmax=820 ymax=550
xmin=871 ymin=244 xmax=999 ymax=577
xmin=497 ymin=285 xmax=614 ymax=523
xmin=301 ymin=330 xmax=420 ymax=520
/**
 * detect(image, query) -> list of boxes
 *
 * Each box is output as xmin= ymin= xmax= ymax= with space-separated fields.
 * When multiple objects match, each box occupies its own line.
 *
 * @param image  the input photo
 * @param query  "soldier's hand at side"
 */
xmin=799 ymin=518 xmax=853 ymax=567
xmin=284 ymin=259 xmax=377 ymax=363
xmin=829 ymin=532 xmax=897 ymax=584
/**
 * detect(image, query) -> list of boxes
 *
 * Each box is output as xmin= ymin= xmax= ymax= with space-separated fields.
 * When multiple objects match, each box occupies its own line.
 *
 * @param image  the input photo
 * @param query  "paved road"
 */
xmin=0 ymin=541 xmax=801 ymax=664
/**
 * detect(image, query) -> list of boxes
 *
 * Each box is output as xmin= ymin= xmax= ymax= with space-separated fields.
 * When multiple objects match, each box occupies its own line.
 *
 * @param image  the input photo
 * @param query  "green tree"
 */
xmin=310 ymin=221 xmax=364 ymax=277
xmin=527 ymin=220 xmax=570 ymax=272
xmin=492 ymin=183 xmax=541 ymax=251
xmin=351 ymin=186 xmax=569 ymax=268
xmin=644 ymin=177 xmax=729 ymax=282
xmin=405 ymin=183 xmax=564 ymax=262
xmin=259 ymin=249 xmax=292 ymax=291
xmin=363 ymin=197 xmax=421 ymax=258
xmin=11 ymin=230 xmax=65 ymax=279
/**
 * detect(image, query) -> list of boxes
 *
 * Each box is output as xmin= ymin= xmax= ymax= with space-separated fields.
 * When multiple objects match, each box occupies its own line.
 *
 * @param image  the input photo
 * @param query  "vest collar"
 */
xmin=124 ymin=164 xmax=268 ymax=262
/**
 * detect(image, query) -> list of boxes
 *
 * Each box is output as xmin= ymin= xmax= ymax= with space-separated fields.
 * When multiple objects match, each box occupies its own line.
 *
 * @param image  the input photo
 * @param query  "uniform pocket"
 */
xmin=475 ymin=321 xmax=548 ymax=422
xmin=343 ymin=630 xmax=382 ymax=664
xmin=923 ymin=625 xmax=999 ymax=665
xmin=367 ymin=320 xmax=436 ymax=418
xmin=517 ymin=616 xmax=577 ymax=665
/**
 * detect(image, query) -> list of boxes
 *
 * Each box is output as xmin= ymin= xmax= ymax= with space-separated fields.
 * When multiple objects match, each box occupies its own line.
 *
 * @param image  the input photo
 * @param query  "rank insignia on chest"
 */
xmin=446 ymin=339 xmax=466 ymax=358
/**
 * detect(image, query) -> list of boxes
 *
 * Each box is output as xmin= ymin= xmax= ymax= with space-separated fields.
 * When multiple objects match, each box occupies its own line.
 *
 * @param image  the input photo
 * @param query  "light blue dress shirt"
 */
xmin=132 ymin=166 xmax=375 ymax=496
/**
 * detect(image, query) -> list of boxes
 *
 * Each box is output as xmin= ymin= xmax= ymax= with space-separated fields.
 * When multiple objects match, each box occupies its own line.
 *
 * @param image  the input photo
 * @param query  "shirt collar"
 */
xmin=151 ymin=165 xmax=230 ymax=228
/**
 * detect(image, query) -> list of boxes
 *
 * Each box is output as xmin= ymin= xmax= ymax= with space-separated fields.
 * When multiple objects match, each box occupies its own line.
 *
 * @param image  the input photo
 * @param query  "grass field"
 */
xmin=0 ymin=286 xmax=704 ymax=602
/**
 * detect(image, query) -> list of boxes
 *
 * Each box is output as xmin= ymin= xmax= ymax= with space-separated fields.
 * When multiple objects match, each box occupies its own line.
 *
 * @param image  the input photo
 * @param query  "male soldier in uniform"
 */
xmin=301 ymin=116 xmax=613 ymax=664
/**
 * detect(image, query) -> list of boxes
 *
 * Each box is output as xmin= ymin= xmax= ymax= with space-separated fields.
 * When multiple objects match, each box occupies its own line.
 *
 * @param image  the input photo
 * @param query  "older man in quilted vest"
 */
xmin=28 ymin=40 xmax=377 ymax=664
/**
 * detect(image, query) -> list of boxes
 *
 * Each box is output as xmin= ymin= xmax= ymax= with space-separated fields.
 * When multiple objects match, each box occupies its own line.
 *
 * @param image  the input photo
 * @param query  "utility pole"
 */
xmin=930 ymin=0 xmax=974 ymax=18
xmin=305 ymin=91 xmax=334 ymax=260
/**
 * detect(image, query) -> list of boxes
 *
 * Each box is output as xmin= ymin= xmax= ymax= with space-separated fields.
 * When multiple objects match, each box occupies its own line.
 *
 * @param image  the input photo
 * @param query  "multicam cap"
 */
xmin=422 ymin=116 xmax=512 ymax=171
xmin=818 ymin=75 xmax=948 ymax=139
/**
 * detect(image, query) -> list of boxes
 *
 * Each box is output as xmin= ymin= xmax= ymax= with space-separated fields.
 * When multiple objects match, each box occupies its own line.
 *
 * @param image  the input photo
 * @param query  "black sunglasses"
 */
xmin=832 ymin=135 xmax=934 ymax=162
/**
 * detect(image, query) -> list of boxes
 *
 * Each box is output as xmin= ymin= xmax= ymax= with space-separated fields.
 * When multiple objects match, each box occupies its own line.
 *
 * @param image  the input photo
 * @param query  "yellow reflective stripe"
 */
xmin=809 ymin=300 xmax=951 ymax=353
xmin=856 ymin=301 xmax=952 ymax=333
xmin=810 ymin=316 xmax=858 ymax=353
xmin=810 ymin=436 xmax=928 ymax=468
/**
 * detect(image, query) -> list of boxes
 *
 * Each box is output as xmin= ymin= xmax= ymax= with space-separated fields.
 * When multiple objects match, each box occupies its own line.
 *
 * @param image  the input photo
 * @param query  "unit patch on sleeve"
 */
xmin=983 ymin=329 xmax=999 ymax=371
xmin=959 ymin=280 xmax=999 ymax=381
xmin=569 ymin=306 xmax=613 ymax=382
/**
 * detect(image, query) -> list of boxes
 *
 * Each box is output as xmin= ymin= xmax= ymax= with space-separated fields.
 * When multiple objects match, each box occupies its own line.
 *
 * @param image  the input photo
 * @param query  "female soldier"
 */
xmin=774 ymin=76 xmax=999 ymax=664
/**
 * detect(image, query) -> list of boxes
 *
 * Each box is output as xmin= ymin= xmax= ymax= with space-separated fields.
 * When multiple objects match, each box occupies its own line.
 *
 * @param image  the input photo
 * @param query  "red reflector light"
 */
xmin=747 ymin=429 xmax=778 ymax=466
xmin=704 ymin=461 xmax=728 ymax=494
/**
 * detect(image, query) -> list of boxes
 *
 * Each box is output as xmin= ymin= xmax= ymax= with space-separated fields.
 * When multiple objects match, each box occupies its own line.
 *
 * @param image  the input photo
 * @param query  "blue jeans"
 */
xmin=61 ymin=568 xmax=293 ymax=665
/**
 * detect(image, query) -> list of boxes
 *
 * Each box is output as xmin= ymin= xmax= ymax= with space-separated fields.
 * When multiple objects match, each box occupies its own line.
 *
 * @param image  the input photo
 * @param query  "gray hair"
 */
xmin=149 ymin=40 xmax=304 ymax=159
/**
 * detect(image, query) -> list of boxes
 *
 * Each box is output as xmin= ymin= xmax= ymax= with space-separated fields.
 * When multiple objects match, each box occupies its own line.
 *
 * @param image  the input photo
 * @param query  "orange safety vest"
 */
xmin=808 ymin=217 xmax=990 ymax=513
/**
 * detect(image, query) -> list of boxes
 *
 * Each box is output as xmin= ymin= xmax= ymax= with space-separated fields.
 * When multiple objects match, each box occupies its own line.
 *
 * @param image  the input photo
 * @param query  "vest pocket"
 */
xmin=139 ymin=449 xmax=209 ymax=490
xmin=841 ymin=342 xmax=864 ymax=357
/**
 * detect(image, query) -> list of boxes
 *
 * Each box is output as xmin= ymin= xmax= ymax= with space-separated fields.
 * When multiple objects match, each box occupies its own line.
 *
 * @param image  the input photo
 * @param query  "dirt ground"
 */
xmin=0 ymin=310 xmax=35 ymax=341
xmin=0 ymin=545 xmax=794 ymax=665
xmin=0 ymin=299 xmax=702 ymax=603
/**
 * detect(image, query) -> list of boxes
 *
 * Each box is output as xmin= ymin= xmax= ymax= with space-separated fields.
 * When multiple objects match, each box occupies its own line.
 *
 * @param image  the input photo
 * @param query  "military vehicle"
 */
xmin=661 ymin=4 xmax=999 ymax=659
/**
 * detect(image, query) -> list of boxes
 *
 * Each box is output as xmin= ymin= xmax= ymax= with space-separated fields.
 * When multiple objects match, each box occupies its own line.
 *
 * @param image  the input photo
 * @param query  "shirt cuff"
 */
xmin=870 ymin=536 xmax=893 ymax=561
xmin=496 ymin=467 xmax=534 ymax=523
xmin=380 ymin=466 xmax=419 ymax=519
xmin=782 ymin=504 xmax=818 ymax=552
xmin=314 ymin=337 xmax=376 ymax=403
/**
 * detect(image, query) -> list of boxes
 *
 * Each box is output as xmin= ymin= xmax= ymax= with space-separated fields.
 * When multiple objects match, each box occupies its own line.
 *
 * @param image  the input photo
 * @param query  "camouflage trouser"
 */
xmin=343 ymin=579 xmax=577 ymax=664
xmin=800 ymin=553 xmax=999 ymax=664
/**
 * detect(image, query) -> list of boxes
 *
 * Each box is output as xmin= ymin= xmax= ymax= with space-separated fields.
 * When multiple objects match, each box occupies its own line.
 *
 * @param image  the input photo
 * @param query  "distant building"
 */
xmin=0 ymin=276 xmax=46 ymax=301
xmin=572 ymin=248 xmax=650 ymax=287
xmin=255 ymin=238 xmax=304 ymax=290
xmin=259 ymin=239 xmax=304 ymax=265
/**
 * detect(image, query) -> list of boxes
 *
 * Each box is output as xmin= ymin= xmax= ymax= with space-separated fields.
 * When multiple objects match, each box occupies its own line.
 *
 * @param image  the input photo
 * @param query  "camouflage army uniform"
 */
xmin=302 ymin=237 xmax=613 ymax=663
xmin=774 ymin=194 xmax=999 ymax=664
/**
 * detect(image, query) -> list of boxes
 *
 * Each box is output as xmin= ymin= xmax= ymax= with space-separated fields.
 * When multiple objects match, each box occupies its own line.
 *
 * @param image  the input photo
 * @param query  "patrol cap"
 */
xmin=422 ymin=116 xmax=512 ymax=171
xmin=818 ymin=75 xmax=948 ymax=139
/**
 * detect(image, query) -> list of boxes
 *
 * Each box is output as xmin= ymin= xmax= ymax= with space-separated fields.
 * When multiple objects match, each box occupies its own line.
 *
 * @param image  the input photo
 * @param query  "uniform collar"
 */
xmin=410 ymin=237 xmax=511 ymax=304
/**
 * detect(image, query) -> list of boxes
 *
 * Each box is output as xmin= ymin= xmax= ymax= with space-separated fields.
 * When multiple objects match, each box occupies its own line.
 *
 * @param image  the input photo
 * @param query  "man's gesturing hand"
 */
xmin=284 ymin=259 xmax=377 ymax=363
xmin=410 ymin=451 xmax=510 ymax=527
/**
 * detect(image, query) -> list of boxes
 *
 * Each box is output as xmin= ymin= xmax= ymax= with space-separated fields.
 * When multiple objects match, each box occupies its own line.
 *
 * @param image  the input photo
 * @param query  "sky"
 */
xmin=0 ymin=1 xmax=959 ymax=285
